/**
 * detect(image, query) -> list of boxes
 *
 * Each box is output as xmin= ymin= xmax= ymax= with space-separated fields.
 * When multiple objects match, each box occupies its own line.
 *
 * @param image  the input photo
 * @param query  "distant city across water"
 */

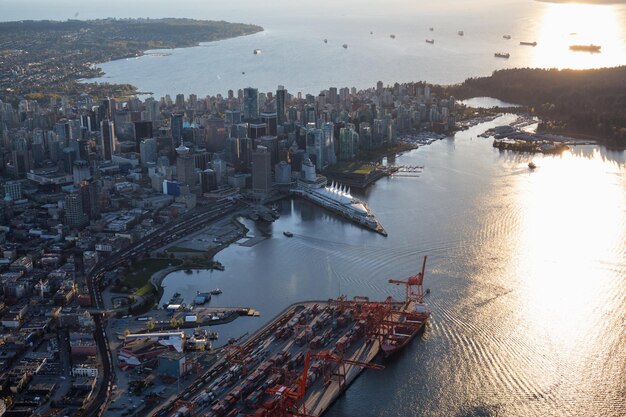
xmin=4 ymin=0 xmax=624 ymax=97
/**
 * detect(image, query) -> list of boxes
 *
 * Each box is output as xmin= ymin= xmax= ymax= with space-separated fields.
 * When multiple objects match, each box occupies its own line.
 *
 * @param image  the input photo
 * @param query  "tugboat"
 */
xmin=528 ymin=161 xmax=536 ymax=170
xmin=283 ymin=231 xmax=293 ymax=238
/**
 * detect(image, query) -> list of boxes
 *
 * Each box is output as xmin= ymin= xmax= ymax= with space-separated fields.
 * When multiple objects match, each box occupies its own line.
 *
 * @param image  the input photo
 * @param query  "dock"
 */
xmin=154 ymin=298 xmax=411 ymax=417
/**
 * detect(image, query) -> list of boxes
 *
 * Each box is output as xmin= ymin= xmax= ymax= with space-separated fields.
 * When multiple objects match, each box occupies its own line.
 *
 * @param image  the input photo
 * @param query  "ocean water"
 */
xmin=5 ymin=0 xmax=624 ymax=96
xmin=160 ymin=116 xmax=626 ymax=417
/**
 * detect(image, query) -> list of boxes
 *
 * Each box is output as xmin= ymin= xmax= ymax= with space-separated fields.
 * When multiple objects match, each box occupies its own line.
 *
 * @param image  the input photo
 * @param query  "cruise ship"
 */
xmin=293 ymin=159 xmax=387 ymax=235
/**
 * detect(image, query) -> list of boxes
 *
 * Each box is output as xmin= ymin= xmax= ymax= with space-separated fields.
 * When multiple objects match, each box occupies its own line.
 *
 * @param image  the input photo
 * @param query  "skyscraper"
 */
xmin=175 ymin=140 xmax=196 ymax=187
xmin=171 ymin=113 xmax=184 ymax=142
xmin=252 ymin=146 xmax=272 ymax=195
xmin=133 ymin=121 xmax=153 ymax=152
xmin=243 ymin=87 xmax=259 ymax=120
xmin=276 ymin=88 xmax=287 ymax=125
xmin=140 ymin=138 xmax=157 ymax=167
xmin=100 ymin=120 xmax=115 ymax=161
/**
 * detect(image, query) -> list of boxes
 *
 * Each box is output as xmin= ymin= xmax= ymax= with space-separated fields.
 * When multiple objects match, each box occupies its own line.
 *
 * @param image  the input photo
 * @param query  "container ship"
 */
xmin=154 ymin=259 xmax=431 ymax=417
xmin=383 ymin=256 xmax=431 ymax=357
xmin=569 ymin=44 xmax=601 ymax=53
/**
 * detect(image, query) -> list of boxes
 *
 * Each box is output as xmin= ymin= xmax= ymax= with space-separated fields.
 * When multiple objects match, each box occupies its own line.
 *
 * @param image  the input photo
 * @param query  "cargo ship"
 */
xmin=569 ymin=44 xmax=601 ymax=53
xmin=520 ymin=41 xmax=537 ymax=46
xmin=383 ymin=256 xmax=431 ymax=358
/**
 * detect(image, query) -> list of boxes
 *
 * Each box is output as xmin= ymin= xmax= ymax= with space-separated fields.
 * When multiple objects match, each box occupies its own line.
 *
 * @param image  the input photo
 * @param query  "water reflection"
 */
xmin=533 ymin=3 xmax=626 ymax=68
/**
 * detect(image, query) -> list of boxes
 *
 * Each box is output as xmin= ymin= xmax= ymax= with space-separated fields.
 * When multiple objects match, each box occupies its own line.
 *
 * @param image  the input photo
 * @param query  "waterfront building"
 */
xmin=243 ymin=87 xmax=259 ymax=120
xmin=306 ymin=128 xmax=324 ymax=170
xmin=275 ymin=160 xmax=292 ymax=184
xmin=255 ymin=136 xmax=278 ymax=167
xmin=252 ymin=146 xmax=272 ymax=195
xmin=339 ymin=127 xmax=359 ymax=161
xmin=322 ymin=122 xmax=336 ymax=166
xmin=358 ymin=122 xmax=373 ymax=151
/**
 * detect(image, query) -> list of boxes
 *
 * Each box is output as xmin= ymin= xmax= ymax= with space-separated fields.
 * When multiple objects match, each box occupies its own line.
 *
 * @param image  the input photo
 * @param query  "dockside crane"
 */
xmin=388 ymin=255 xmax=427 ymax=304
xmin=265 ymin=351 xmax=312 ymax=417
xmin=311 ymin=346 xmax=384 ymax=392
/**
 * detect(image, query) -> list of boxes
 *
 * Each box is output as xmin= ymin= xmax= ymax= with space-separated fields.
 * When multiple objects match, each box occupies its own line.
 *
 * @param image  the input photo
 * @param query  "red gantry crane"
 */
xmin=388 ymin=255 xmax=428 ymax=304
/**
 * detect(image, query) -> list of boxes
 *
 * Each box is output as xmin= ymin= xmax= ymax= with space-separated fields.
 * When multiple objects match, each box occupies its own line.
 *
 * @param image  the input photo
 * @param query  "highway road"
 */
xmin=81 ymin=200 xmax=241 ymax=417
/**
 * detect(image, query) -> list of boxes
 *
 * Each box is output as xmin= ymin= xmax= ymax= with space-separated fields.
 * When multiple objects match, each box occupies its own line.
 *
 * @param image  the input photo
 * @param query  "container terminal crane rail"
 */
xmin=153 ymin=257 xmax=431 ymax=417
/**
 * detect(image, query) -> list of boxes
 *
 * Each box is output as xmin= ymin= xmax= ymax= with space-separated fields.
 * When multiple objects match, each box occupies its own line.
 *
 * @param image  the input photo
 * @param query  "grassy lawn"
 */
xmin=122 ymin=258 xmax=182 ymax=290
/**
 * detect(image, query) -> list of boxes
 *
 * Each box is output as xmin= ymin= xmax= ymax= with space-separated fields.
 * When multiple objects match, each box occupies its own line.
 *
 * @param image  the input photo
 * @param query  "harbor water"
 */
xmin=9 ymin=0 xmax=619 ymax=97
xmin=160 ymin=115 xmax=626 ymax=417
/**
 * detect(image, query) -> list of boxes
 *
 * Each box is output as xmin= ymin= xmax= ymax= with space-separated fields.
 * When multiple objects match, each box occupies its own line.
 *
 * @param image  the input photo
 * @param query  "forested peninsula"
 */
xmin=445 ymin=67 xmax=626 ymax=149
xmin=0 ymin=18 xmax=263 ymax=100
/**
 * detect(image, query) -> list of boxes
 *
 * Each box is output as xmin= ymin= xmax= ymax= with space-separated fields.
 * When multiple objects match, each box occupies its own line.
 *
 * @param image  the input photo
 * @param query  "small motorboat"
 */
xmin=210 ymin=288 xmax=223 ymax=295
xmin=528 ymin=161 xmax=536 ymax=169
xmin=283 ymin=231 xmax=293 ymax=237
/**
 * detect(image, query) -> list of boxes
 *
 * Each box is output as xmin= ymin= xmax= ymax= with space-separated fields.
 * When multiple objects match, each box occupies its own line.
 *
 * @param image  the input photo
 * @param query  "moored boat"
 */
xmin=382 ymin=256 xmax=431 ymax=358
xmin=210 ymin=288 xmax=222 ymax=295
xmin=494 ymin=52 xmax=510 ymax=58
xmin=528 ymin=161 xmax=536 ymax=169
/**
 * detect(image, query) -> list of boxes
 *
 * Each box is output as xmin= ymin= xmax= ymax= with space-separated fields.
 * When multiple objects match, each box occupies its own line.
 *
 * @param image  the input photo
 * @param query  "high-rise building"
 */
xmin=175 ymin=94 xmax=185 ymax=109
xmin=3 ymin=181 xmax=22 ymax=200
xmin=133 ymin=121 xmax=153 ymax=152
xmin=252 ymin=146 xmax=272 ymax=195
xmin=72 ymin=160 xmax=91 ymax=185
xmin=255 ymin=136 xmax=278 ymax=167
xmin=225 ymin=109 xmax=242 ymax=126
xmin=171 ymin=113 xmax=184 ymax=141
xmin=322 ymin=122 xmax=336 ymax=166
xmin=100 ymin=120 xmax=115 ymax=161
xmin=276 ymin=88 xmax=287 ymax=125
xmin=64 ymin=190 xmax=89 ymax=229
xmin=243 ymin=87 xmax=259 ymax=120
xmin=175 ymin=140 xmax=196 ymax=187
xmin=261 ymin=112 xmax=278 ymax=137
xmin=306 ymin=128 xmax=324 ymax=170
xmin=339 ymin=127 xmax=359 ymax=161
xmin=140 ymin=138 xmax=157 ymax=167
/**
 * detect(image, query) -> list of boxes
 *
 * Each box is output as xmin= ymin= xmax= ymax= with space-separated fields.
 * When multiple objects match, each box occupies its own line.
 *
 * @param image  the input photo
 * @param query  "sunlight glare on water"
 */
xmin=533 ymin=3 xmax=626 ymax=69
